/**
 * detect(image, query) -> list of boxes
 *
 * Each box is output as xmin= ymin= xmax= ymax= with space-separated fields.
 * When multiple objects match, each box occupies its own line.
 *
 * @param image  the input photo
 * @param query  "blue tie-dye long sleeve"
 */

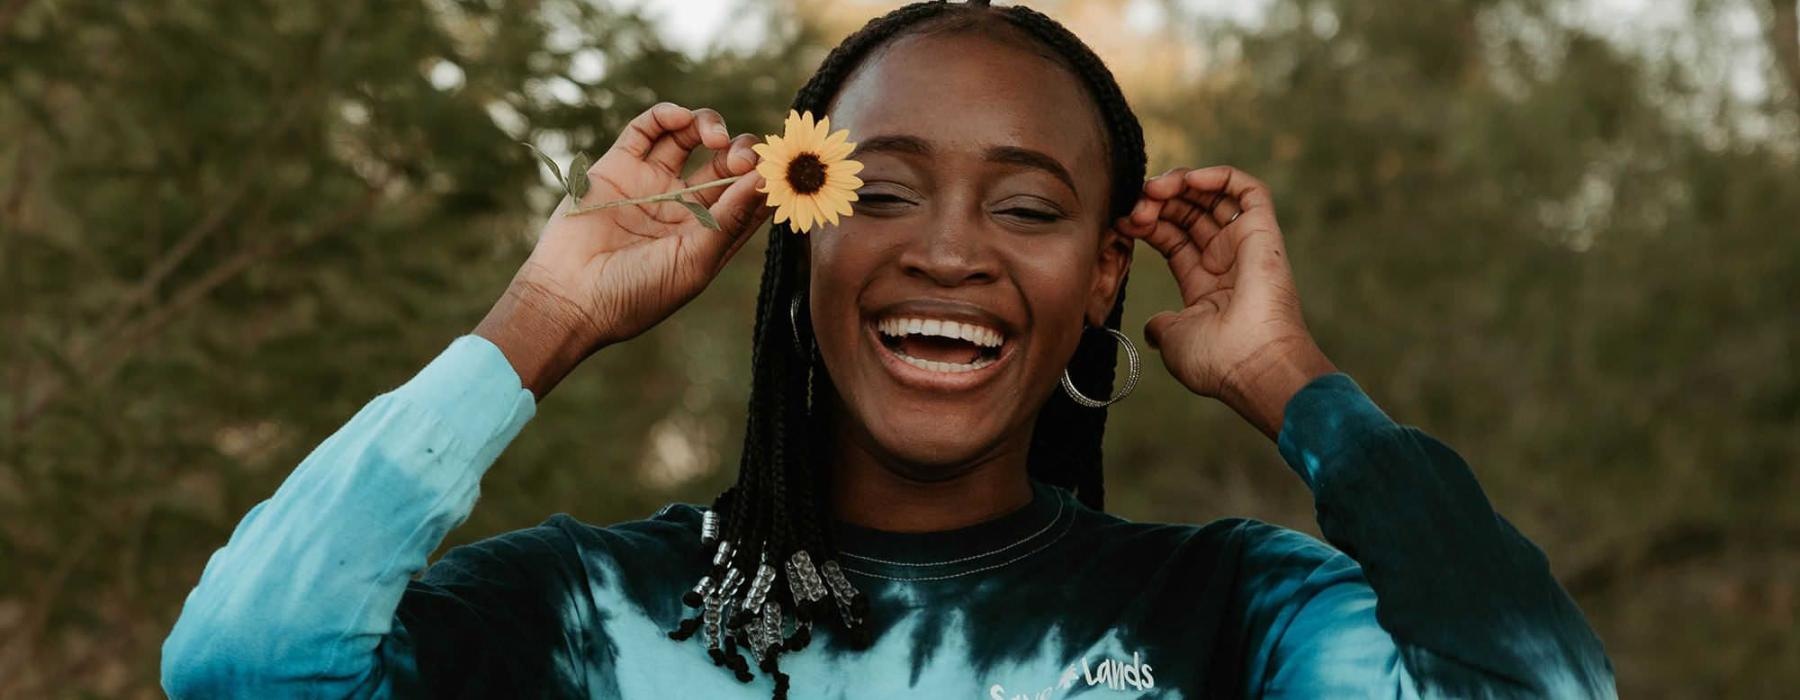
xmin=160 ymin=337 xmax=1615 ymax=698
xmin=161 ymin=336 xmax=536 ymax=698
xmin=1238 ymin=373 xmax=1617 ymax=698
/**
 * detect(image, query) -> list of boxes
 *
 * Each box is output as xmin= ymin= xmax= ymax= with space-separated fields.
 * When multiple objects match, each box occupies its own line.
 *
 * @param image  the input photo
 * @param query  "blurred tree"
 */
xmin=0 ymin=0 xmax=809 ymax=694
xmin=0 ymin=0 xmax=1793 ymax=696
xmin=1112 ymin=1 xmax=1799 ymax=696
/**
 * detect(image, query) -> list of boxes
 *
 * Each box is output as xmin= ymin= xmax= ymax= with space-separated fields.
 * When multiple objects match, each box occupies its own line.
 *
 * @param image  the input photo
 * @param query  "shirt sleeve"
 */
xmin=1242 ymin=373 xmax=1617 ymax=698
xmin=161 ymin=335 xmax=537 ymax=699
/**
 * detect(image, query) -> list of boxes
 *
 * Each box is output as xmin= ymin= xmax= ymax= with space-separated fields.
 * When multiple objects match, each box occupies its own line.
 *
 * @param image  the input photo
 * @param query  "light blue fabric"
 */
xmin=162 ymin=336 xmax=1616 ymax=698
xmin=162 ymin=336 xmax=534 ymax=698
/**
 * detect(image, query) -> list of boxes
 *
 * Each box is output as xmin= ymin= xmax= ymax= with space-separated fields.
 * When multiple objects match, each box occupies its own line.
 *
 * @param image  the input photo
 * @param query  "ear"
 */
xmin=1085 ymin=222 xmax=1133 ymax=326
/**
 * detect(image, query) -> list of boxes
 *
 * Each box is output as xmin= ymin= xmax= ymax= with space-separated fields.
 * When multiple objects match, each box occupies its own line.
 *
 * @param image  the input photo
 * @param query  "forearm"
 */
xmin=1276 ymin=374 xmax=1615 ymax=697
xmin=162 ymin=336 xmax=535 ymax=697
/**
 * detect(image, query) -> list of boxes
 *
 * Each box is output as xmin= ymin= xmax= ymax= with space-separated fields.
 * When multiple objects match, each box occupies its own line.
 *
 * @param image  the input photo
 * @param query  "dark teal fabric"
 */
xmin=161 ymin=338 xmax=1617 ymax=698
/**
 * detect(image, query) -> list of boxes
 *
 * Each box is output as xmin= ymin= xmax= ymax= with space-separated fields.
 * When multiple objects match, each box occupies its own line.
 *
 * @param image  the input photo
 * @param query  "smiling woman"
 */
xmin=159 ymin=2 xmax=1618 ymax=699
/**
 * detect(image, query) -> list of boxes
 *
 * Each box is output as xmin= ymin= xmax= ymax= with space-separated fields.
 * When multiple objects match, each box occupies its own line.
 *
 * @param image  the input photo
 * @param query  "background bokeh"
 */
xmin=2 ymin=0 xmax=1796 ymax=696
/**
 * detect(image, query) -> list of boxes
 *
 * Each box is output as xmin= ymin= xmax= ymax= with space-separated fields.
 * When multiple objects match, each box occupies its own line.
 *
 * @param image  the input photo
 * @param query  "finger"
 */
xmin=643 ymin=107 xmax=731 ymax=177
xmin=1134 ymin=217 xmax=1226 ymax=305
xmin=1153 ymin=194 xmax=1238 ymax=275
xmin=1142 ymin=167 xmax=1193 ymax=201
xmin=690 ymin=108 xmax=733 ymax=151
xmin=1114 ymin=213 xmax=1203 ymax=287
xmin=1171 ymin=170 xmax=1272 ymax=274
xmin=1143 ymin=311 xmax=1180 ymax=351
xmin=1127 ymin=168 xmax=1192 ymax=227
xmin=703 ymin=171 xmax=774 ymax=271
xmin=609 ymin=102 xmax=697 ymax=166
xmin=648 ymin=107 xmax=731 ymax=174
xmin=687 ymin=133 xmax=761 ymax=208
xmin=1204 ymin=194 xmax=1243 ymax=229
xmin=1182 ymin=166 xmax=1275 ymax=215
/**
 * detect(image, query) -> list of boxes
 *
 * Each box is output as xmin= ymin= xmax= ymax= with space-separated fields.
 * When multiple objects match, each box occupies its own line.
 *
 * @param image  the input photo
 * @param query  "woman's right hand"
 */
xmin=476 ymin=102 xmax=772 ymax=398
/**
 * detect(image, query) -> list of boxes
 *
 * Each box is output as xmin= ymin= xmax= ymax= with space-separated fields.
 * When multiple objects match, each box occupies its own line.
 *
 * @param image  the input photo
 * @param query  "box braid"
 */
xmin=666 ymin=2 xmax=1147 ymax=697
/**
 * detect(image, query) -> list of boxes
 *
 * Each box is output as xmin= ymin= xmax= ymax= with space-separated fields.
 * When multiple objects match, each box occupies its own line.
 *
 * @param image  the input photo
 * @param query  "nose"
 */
xmin=896 ymin=205 xmax=1000 ymax=287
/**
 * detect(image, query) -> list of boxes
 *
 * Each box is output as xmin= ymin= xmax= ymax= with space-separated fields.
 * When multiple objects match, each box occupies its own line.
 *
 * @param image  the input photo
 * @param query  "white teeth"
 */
xmin=895 ymin=353 xmax=997 ymax=374
xmin=874 ymin=314 xmax=1007 ymax=374
xmin=875 ymin=316 xmax=1004 ymax=348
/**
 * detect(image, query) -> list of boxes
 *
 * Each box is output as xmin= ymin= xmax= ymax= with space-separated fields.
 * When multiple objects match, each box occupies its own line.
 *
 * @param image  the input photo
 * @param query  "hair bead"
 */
xmin=701 ymin=508 xmax=721 ymax=545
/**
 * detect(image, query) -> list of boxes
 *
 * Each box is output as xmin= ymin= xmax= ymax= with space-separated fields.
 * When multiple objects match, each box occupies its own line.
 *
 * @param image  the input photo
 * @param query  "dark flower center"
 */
xmin=785 ymin=153 xmax=827 ymax=195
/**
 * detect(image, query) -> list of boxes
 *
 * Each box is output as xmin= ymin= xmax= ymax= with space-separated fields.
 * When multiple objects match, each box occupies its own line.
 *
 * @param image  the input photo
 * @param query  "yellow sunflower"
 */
xmin=752 ymin=110 xmax=864 ymax=233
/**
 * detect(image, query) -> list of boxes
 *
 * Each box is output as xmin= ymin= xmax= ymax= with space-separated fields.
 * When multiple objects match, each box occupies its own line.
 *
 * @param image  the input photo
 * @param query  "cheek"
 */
xmin=806 ymin=224 xmax=881 ymax=349
xmin=1011 ymin=238 xmax=1099 ymax=331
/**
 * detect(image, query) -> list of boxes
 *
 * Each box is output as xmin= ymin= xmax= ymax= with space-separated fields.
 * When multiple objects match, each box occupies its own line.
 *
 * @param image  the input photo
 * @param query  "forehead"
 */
xmin=826 ymin=30 xmax=1108 ymax=183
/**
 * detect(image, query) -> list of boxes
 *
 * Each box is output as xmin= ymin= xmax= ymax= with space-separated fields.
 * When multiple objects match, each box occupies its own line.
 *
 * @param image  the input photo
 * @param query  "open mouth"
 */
xmin=874 ymin=316 xmax=1006 ymax=374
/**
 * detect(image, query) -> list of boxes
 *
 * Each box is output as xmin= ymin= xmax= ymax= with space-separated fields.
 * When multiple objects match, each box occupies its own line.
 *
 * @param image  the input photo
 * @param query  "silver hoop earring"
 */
xmin=1060 ymin=327 xmax=1141 ymax=408
xmin=790 ymin=294 xmax=810 ymax=354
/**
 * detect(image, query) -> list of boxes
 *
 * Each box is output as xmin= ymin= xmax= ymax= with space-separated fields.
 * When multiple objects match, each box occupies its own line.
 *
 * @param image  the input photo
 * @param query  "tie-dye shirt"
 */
xmin=162 ymin=336 xmax=1616 ymax=698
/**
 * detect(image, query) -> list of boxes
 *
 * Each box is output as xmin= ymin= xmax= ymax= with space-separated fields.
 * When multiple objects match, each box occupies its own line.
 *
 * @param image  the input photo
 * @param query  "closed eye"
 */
xmin=999 ymin=208 xmax=1061 ymax=223
xmin=852 ymin=191 xmax=916 ymax=215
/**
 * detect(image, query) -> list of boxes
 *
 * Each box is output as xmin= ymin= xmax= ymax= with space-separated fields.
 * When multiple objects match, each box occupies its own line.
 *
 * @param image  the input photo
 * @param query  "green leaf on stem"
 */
xmin=678 ymin=198 xmax=720 ymax=230
xmin=567 ymin=152 xmax=592 ymax=200
xmin=521 ymin=142 xmax=567 ymax=191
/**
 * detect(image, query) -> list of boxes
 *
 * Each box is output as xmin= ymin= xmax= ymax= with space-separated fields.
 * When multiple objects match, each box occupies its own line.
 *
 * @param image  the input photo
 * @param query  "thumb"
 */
xmin=1143 ymin=311 xmax=1180 ymax=351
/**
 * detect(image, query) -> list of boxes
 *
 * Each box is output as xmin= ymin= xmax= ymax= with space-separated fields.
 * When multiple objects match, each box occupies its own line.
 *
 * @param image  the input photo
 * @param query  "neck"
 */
xmin=827 ymin=416 xmax=1035 ymax=533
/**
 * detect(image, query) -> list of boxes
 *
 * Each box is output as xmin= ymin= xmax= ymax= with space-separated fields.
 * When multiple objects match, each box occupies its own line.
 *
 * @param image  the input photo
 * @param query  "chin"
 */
xmin=857 ymin=407 xmax=1013 ymax=482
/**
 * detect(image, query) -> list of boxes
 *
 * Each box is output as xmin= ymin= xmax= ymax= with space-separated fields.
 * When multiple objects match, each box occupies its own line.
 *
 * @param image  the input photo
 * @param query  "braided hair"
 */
xmin=666 ymin=2 xmax=1147 ymax=696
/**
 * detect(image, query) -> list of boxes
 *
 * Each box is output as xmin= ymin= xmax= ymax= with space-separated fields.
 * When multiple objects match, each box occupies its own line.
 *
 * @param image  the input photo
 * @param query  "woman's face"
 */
xmin=809 ymin=30 xmax=1130 ymax=481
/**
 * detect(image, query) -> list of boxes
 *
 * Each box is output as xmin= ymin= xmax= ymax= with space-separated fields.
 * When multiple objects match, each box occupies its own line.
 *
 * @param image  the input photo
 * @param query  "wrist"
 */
xmin=473 ymin=276 xmax=596 ymax=399
xmin=1222 ymin=336 xmax=1337 ymax=440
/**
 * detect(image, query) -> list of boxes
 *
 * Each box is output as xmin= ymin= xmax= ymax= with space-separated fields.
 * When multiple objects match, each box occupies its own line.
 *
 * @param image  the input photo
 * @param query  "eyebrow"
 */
xmin=851 ymin=133 xmax=1079 ymax=198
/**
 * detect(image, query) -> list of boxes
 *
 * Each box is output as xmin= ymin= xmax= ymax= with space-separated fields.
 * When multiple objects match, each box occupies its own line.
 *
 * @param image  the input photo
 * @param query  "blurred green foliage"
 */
xmin=1 ymin=0 xmax=1794 ymax=696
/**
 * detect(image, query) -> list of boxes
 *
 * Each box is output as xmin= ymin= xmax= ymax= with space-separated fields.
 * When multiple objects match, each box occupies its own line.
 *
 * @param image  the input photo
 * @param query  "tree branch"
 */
xmin=90 ymin=178 xmax=256 ymax=343
xmin=9 ymin=184 xmax=388 ymax=432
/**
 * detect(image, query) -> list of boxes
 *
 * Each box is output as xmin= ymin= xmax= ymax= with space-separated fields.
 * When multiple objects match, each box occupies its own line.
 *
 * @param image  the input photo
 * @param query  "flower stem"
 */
xmin=566 ymin=175 xmax=747 ymax=216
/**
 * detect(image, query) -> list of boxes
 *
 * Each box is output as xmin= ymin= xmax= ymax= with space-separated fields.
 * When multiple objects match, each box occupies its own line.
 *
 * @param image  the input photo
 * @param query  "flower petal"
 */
xmin=762 ymin=184 xmax=790 ymax=204
xmin=755 ymin=159 xmax=786 ymax=184
xmin=829 ymin=159 xmax=864 ymax=177
xmin=759 ymin=134 xmax=790 ymax=159
xmin=820 ymin=134 xmax=855 ymax=162
xmin=786 ymin=198 xmax=807 ymax=232
xmin=802 ymin=196 xmax=825 ymax=232
xmin=805 ymin=197 xmax=825 ymax=231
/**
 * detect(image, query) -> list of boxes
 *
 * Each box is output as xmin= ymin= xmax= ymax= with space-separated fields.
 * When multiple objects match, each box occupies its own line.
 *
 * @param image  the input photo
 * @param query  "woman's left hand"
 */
xmin=1114 ymin=166 xmax=1338 ymax=439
